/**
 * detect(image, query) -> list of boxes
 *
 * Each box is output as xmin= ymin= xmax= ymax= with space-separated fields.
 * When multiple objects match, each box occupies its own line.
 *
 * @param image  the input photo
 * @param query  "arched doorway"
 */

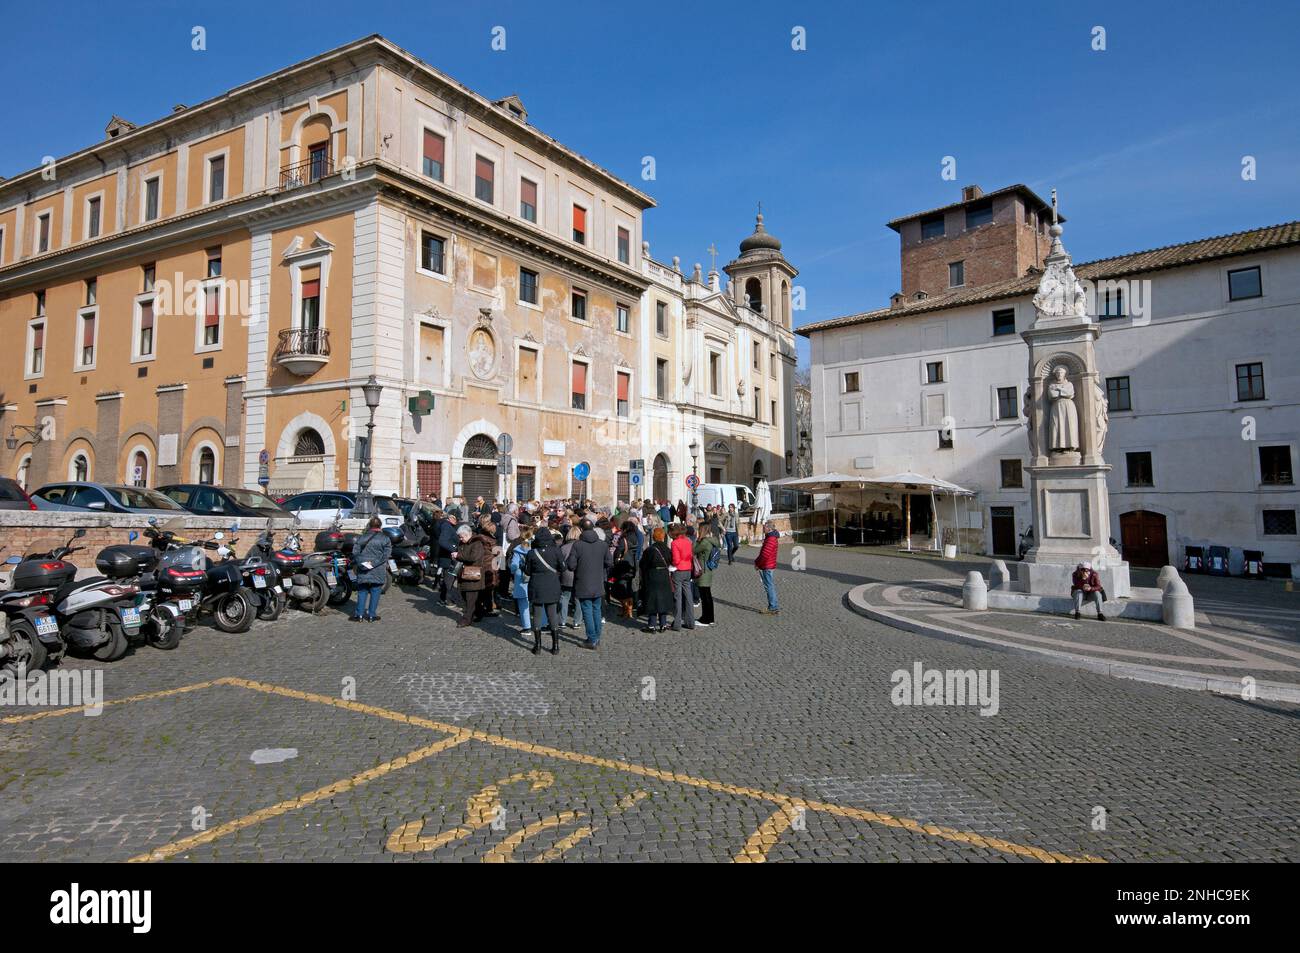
xmin=462 ymin=434 xmax=498 ymax=503
xmin=752 ymin=459 xmax=766 ymax=491
xmin=1120 ymin=511 xmax=1168 ymax=568
xmin=197 ymin=447 xmax=216 ymax=485
xmin=652 ymin=453 xmax=670 ymax=502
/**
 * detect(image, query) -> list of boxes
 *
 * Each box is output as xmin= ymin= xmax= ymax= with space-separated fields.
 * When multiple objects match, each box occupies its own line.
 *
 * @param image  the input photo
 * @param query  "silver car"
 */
xmin=33 ymin=482 xmax=190 ymax=516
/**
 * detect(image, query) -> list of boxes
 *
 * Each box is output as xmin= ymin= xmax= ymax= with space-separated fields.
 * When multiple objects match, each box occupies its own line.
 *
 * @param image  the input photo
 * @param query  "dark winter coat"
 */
xmin=639 ymin=541 xmax=674 ymax=615
xmin=558 ymin=540 xmax=577 ymax=589
xmin=435 ymin=520 xmax=459 ymax=564
xmin=454 ymin=535 xmax=491 ymax=592
xmin=352 ymin=530 xmax=392 ymax=586
xmin=523 ymin=531 xmax=564 ymax=604
xmin=565 ymin=528 xmax=613 ymax=600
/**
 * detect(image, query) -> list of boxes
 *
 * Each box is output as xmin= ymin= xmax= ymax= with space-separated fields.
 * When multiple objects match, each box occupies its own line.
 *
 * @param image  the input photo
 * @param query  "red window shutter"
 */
xmin=423 ymin=130 xmax=444 ymax=163
xmin=521 ymin=179 xmax=537 ymax=206
xmin=82 ymin=315 xmax=95 ymax=346
xmin=140 ymin=302 xmax=154 ymax=329
xmin=617 ymin=372 xmax=629 ymax=402
xmin=573 ymin=205 xmax=586 ymax=231
xmin=572 ymin=362 xmax=586 ymax=394
xmin=301 ymin=279 xmax=320 ymax=299
xmin=205 ymin=287 xmax=220 ymax=326
xmin=33 ymin=324 xmax=44 ymax=348
xmin=476 ymin=156 xmax=493 ymax=181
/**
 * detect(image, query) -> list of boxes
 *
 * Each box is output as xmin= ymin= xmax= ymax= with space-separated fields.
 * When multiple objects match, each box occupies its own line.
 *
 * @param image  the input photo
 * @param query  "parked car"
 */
xmin=693 ymin=483 xmax=756 ymax=515
xmin=0 ymin=477 xmax=37 ymax=511
xmin=33 ymin=482 xmax=189 ymax=516
xmin=277 ymin=491 xmax=402 ymax=528
xmin=157 ymin=484 xmax=290 ymax=519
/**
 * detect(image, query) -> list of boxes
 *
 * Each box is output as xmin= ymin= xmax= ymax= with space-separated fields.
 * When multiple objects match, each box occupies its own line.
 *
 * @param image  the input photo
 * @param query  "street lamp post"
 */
xmin=5 ymin=424 xmax=44 ymax=452
xmin=688 ymin=438 xmax=699 ymax=514
xmin=351 ymin=375 xmax=384 ymax=519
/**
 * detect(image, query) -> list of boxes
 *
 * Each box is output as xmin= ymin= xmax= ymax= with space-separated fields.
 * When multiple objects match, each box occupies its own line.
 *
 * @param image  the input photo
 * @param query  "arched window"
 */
xmin=302 ymin=116 xmax=332 ymax=183
xmin=781 ymin=280 xmax=791 ymax=327
xmin=752 ymin=458 xmax=766 ymax=490
xmin=198 ymin=447 xmax=216 ymax=485
xmin=463 ymin=434 xmax=498 ymax=460
xmin=745 ymin=278 xmax=763 ymax=315
xmin=652 ymin=453 xmax=670 ymax=502
xmin=132 ymin=450 xmax=149 ymax=487
xmin=294 ymin=428 xmax=325 ymax=457
xmin=72 ymin=454 xmax=90 ymax=482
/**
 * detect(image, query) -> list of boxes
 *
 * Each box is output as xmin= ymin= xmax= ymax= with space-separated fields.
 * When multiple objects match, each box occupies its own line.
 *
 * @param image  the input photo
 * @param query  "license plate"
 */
xmin=179 ymin=599 xmax=193 ymax=612
xmin=388 ymin=560 xmax=398 ymax=572
xmin=35 ymin=616 xmax=59 ymax=636
xmin=274 ymin=584 xmax=283 ymax=592
xmin=326 ymin=573 xmax=337 ymax=587
xmin=121 ymin=607 xmax=141 ymax=627
xmin=253 ymin=575 xmax=266 ymax=588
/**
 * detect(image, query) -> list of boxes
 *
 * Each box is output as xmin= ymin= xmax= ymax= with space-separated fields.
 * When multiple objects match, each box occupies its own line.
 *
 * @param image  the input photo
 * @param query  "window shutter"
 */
xmin=572 ymin=362 xmax=586 ymax=394
xmin=82 ymin=315 xmax=95 ymax=346
xmin=301 ymin=278 xmax=320 ymax=299
xmin=573 ymin=205 xmax=586 ymax=232
xmin=205 ymin=287 xmax=220 ymax=326
xmin=140 ymin=302 xmax=154 ymax=330
xmin=617 ymin=372 xmax=629 ymax=401
xmin=424 ymin=130 xmax=444 ymax=164
xmin=521 ymin=179 xmax=537 ymax=206
xmin=33 ymin=324 xmax=44 ymax=348
xmin=476 ymin=156 xmax=493 ymax=181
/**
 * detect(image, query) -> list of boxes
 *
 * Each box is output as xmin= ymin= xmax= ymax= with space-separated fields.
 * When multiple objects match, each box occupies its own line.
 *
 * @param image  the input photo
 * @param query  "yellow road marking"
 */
xmin=387 ymin=770 xmax=554 ymax=855
xmin=735 ymin=805 xmax=799 ymax=863
xmin=0 ymin=678 xmax=226 ymax=725
xmin=128 ymin=732 xmax=469 ymax=863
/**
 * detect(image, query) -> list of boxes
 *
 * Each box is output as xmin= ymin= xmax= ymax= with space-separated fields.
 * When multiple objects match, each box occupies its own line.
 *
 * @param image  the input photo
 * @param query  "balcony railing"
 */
xmin=279 ymin=154 xmax=334 ymax=191
xmin=276 ymin=327 xmax=330 ymax=358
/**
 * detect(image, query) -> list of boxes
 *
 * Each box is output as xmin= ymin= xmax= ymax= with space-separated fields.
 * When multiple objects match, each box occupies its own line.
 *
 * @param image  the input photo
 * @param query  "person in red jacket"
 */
xmin=755 ymin=520 xmax=780 ymax=614
xmin=1070 ymin=561 xmax=1106 ymax=621
xmin=668 ymin=523 xmax=697 ymax=631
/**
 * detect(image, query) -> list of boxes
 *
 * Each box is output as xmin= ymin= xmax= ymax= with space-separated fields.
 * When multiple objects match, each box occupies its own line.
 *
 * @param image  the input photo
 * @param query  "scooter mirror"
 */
xmin=4 ymin=555 xmax=21 ymax=564
xmin=213 ymin=531 xmax=224 ymax=541
xmin=148 ymin=517 xmax=159 ymax=526
xmin=128 ymin=531 xmax=139 ymax=542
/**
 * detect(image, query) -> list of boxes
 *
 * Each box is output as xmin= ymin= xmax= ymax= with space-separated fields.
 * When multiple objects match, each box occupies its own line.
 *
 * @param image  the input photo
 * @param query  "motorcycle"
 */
xmin=1 ymin=551 xmax=67 ymax=676
xmin=140 ymin=519 xmax=255 ymax=633
xmin=246 ymin=520 xmax=329 ymax=614
xmin=311 ymin=517 xmax=358 ymax=607
xmin=385 ymin=520 xmax=429 ymax=586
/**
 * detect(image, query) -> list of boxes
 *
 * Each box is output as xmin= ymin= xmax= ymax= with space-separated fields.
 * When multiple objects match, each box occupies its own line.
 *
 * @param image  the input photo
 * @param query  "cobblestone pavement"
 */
xmin=1 ymin=543 xmax=1296 ymax=863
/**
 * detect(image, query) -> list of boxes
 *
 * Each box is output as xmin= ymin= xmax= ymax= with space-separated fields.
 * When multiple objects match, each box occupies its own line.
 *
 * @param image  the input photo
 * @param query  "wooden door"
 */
xmin=990 ymin=507 xmax=1017 ymax=556
xmin=1120 ymin=511 xmax=1168 ymax=567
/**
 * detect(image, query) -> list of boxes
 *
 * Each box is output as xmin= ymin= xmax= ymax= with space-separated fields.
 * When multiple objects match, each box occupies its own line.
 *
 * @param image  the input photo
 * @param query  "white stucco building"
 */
xmin=799 ymin=185 xmax=1300 ymax=576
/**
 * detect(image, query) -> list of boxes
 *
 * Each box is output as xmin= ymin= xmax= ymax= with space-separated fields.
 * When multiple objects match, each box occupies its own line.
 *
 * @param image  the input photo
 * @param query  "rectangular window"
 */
xmin=37 ymin=212 xmax=51 ymax=253
xmin=519 ymin=177 xmax=537 ymax=222
xmin=770 ymin=352 xmax=778 ymax=378
xmin=753 ymin=341 xmax=761 ymax=369
xmin=1000 ymin=459 xmax=1023 ymax=488
xmin=29 ymin=322 xmax=44 ymax=375
xmin=1228 ymin=266 xmax=1261 ymax=301
xmin=572 ymin=204 xmax=586 ymax=244
xmin=655 ymin=301 xmax=667 ymax=336
xmin=420 ymin=232 xmax=446 ymax=275
xmin=87 ymin=196 xmax=101 ymax=238
xmin=1126 ymin=451 xmax=1154 ymax=487
xmin=926 ymin=361 xmax=944 ymax=384
xmin=300 ymin=277 xmax=320 ymax=331
xmin=138 ymin=299 xmax=155 ymax=357
xmin=771 ymin=399 xmax=777 ymax=425
xmin=938 ymin=430 xmax=954 ymax=450
xmin=571 ymin=289 xmax=587 ymax=321
xmin=656 ymin=358 xmax=668 ymax=401
xmin=209 ymin=155 xmax=225 ymax=202
xmin=844 ymin=371 xmax=860 ymax=393
xmin=308 ymin=143 xmax=329 ymax=182
xmin=422 ymin=130 xmax=445 ymax=181
xmin=203 ymin=286 xmax=221 ymax=346
xmin=419 ymin=323 xmax=445 ymax=386
xmin=1263 ymin=510 xmax=1297 ymax=536
xmin=616 ymin=371 xmax=630 ymax=418
xmin=85 ymin=278 xmax=97 ymax=306
xmin=1236 ymin=362 xmax=1265 ymax=401
xmin=617 ymin=226 xmax=630 ymax=264
xmin=754 ymin=386 xmax=762 ymax=421
xmin=35 ymin=290 xmax=46 ymax=316
xmin=474 ymin=156 xmax=495 ymax=204
xmin=143 ymin=264 xmax=156 ymax=292
xmin=206 ymin=248 xmax=222 ymax=278
xmin=517 ymin=347 xmax=538 ymax=400
xmin=79 ymin=311 xmax=96 ymax=367
xmin=144 ymin=177 xmax=160 ymax=221
xmin=519 ymin=267 xmax=539 ymax=305
xmin=948 ymin=261 xmax=964 ymax=287
xmin=1099 ymin=285 xmax=1126 ymax=319
xmin=991 ymin=308 xmax=1015 ymax=336
xmin=1260 ymin=446 xmax=1293 ymax=485
xmin=996 ymin=386 xmax=1018 ymax=420
xmin=571 ymin=362 xmax=587 ymax=411
xmin=709 ymin=353 xmax=721 ymax=396
xmin=616 ymin=302 xmax=629 ymax=333
xmin=1106 ymin=376 xmax=1131 ymax=412
xmin=965 ymin=200 xmax=993 ymax=229
xmin=920 ymin=214 xmax=945 ymax=240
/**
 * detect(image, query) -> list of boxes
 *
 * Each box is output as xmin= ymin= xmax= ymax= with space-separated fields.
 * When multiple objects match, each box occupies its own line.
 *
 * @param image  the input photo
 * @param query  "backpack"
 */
xmin=705 ymin=542 xmax=722 ymax=572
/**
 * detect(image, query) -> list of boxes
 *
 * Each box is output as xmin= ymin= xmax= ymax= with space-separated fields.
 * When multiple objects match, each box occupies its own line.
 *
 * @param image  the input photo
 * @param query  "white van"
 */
xmin=694 ymin=483 xmax=756 ymax=514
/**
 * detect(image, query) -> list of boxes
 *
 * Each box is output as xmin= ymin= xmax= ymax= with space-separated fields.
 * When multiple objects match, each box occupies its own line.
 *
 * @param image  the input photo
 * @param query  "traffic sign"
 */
xmin=630 ymin=473 xmax=642 ymax=486
xmin=259 ymin=448 xmax=269 ymax=465
xmin=573 ymin=461 xmax=590 ymax=482
xmin=685 ymin=474 xmax=700 ymax=491
xmin=497 ymin=453 xmax=513 ymax=476
xmin=496 ymin=433 xmax=514 ymax=455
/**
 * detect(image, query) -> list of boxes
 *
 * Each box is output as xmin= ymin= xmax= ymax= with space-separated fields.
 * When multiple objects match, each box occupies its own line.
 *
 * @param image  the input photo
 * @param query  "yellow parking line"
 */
xmin=227 ymin=677 xmax=1105 ymax=863
xmin=128 ymin=732 xmax=470 ymax=863
xmin=734 ymin=806 xmax=798 ymax=863
xmin=0 ymin=678 xmax=226 ymax=725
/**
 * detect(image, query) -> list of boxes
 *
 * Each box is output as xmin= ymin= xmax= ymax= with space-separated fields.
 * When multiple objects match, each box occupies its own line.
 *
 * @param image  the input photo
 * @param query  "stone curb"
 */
xmin=846 ymin=583 xmax=1300 ymax=704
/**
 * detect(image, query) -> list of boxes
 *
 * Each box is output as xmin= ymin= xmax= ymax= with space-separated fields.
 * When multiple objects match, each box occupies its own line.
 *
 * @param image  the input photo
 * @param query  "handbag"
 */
xmin=691 ymin=555 xmax=704 ymax=579
xmin=459 ymin=565 xmax=483 ymax=583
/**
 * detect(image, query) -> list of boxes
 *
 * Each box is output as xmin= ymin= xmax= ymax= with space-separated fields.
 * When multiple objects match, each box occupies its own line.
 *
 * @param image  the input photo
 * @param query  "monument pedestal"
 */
xmin=1019 ymin=463 xmax=1130 ymax=598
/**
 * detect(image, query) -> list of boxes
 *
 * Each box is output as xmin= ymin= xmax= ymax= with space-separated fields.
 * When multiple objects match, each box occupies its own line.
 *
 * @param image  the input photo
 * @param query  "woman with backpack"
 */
xmin=523 ymin=527 xmax=563 ymax=654
xmin=639 ymin=526 xmax=674 ymax=632
xmin=351 ymin=516 xmax=393 ymax=623
xmin=610 ymin=520 xmax=637 ymax=618
xmin=692 ymin=519 xmax=720 ymax=627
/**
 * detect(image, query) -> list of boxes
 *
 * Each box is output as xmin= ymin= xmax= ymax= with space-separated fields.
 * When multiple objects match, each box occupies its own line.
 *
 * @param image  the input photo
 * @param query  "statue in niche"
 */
xmin=1047 ymin=365 xmax=1080 ymax=452
xmin=1094 ymin=380 xmax=1109 ymax=453
xmin=1024 ymin=386 xmax=1038 ymax=458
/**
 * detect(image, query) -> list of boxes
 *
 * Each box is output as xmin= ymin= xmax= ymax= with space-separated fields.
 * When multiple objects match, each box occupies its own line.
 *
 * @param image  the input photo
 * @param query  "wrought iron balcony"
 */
xmin=279 ymin=154 xmax=334 ymax=191
xmin=274 ymin=327 xmax=330 ymax=376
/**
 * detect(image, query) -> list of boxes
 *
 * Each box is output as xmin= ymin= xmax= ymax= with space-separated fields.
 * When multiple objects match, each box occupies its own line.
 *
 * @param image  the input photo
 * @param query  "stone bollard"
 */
xmin=1161 ymin=576 xmax=1195 ymax=629
xmin=962 ymin=571 xmax=988 ymax=610
xmin=988 ymin=559 xmax=1010 ymax=590
xmin=1156 ymin=565 xmax=1179 ymax=591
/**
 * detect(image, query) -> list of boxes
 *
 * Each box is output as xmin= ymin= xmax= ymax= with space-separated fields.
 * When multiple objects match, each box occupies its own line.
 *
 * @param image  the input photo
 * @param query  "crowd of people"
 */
xmin=413 ymin=495 xmax=782 ymax=653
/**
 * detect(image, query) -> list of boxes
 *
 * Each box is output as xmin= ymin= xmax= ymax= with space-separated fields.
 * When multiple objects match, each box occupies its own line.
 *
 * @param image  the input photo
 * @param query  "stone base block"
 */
xmin=985 ymin=586 xmax=1164 ymax=621
xmin=1017 ymin=559 xmax=1131 ymax=599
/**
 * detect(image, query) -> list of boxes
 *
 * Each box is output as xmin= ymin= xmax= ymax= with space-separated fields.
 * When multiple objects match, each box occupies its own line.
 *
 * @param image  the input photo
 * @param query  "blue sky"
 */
xmin=5 ymin=0 xmax=1298 ymax=365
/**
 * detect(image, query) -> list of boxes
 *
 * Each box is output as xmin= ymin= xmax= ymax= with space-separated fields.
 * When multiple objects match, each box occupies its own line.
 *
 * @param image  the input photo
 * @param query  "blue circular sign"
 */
xmin=573 ymin=462 xmax=590 ymax=482
xmin=685 ymin=474 xmax=700 ymax=490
